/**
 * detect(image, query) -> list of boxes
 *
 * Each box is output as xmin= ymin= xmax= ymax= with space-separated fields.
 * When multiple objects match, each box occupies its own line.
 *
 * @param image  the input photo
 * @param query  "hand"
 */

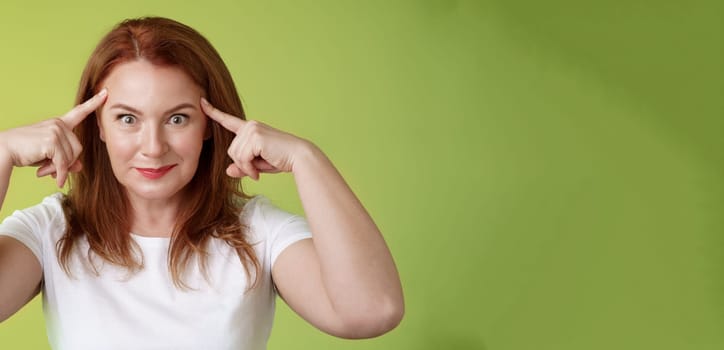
xmin=201 ymin=97 xmax=311 ymax=180
xmin=0 ymin=89 xmax=108 ymax=187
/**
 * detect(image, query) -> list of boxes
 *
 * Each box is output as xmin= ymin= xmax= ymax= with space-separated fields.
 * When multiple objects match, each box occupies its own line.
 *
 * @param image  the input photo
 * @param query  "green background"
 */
xmin=1 ymin=0 xmax=721 ymax=349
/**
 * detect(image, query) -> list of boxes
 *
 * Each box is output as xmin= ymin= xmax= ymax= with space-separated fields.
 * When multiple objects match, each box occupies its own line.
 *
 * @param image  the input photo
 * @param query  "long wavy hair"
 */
xmin=58 ymin=17 xmax=260 ymax=289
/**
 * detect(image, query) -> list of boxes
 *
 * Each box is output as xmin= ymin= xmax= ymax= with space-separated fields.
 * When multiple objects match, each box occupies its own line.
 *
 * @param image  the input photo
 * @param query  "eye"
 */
xmin=117 ymin=114 xmax=136 ymax=125
xmin=168 ymin=114 xmax=189 ymax=125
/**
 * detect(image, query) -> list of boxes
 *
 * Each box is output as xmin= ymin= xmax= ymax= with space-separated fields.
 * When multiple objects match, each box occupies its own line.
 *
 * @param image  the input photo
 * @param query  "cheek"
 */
xmin=172 ymin=132 xmax=205 ymax=157
xmin=103 ymin=130 xmax=136 ymax=161
xmin=180 ymin=123 xmax=208 ymax=152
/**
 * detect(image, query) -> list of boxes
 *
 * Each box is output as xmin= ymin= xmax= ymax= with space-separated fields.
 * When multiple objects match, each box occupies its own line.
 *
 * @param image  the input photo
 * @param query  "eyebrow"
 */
xmin=109 ymin=102 xmax=197 ymax=116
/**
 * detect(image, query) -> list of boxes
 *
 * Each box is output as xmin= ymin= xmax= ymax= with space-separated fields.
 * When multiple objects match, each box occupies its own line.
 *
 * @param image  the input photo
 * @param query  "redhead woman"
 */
xmin=0 ymin=17 xmax=403 ymax=349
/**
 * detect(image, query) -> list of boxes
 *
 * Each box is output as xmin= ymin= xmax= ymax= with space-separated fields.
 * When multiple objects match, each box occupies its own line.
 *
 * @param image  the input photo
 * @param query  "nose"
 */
xmin=140 ymin=125 xmax=168 ymax=158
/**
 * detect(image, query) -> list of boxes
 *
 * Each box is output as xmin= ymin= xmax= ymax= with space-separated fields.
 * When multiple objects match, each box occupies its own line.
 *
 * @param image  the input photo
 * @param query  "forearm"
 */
xmin=292 ymin=142 xmax=404 ymax=321
xmin=0 ymin=146 xmax=13 ymax=212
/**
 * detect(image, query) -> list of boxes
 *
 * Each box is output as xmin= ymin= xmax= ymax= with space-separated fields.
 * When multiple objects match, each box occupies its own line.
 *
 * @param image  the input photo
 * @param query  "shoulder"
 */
xmin=1 ymin=192 xmax=66 ymax=227
xmin=239 ymin=195 xmax=312 ymax=259
xmin=240 ymin=195 xmax=302 ymax=232
xmin=0 ymin=192 xmax=67 ymax=264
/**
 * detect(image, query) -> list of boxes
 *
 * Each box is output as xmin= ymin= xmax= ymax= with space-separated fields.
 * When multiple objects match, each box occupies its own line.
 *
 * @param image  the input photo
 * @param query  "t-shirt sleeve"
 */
xmin=246 ymin=196 xmax=313 ymax=267
xmin=0 ymin=193 xmax=64 ymax=267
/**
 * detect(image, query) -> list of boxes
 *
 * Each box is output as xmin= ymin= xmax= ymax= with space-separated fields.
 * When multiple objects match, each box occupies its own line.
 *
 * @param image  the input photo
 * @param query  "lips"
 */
xmin=135 ymin=165 xmax=177 ymax=179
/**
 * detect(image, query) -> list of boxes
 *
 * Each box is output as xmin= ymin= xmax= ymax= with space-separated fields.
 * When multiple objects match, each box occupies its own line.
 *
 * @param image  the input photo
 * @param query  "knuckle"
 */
xmin=47 ymin=132 xmax=61 ymax=144
xmin=69 ymin=137 xmax=82 ymax=150
xmin=246 ymin=122 xmax=264 ymax=136
xmin=49 ymin=123 xmax=68 ymax=136
xmin=246 ymin=120 xmax=260 ymax=129
xmin=49 ymin=119 xmax=63 ymax=130
xmin=55 ymin=157 xmax=68 ymax=167
xmin=54 ymin=117 xmax=68 ymax=127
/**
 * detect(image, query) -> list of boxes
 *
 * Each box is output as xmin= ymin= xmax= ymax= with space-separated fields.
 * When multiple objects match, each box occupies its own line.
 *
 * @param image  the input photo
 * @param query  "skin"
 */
xmin=0 ymin=60 xmax=404 ymax=337
xmin=0 ymin=88 xmax=107 ymax=322
xmin=202 ymin=101 xmax=406 ymax=337
xmin=96 ymin=60 xmax=208 ymax=236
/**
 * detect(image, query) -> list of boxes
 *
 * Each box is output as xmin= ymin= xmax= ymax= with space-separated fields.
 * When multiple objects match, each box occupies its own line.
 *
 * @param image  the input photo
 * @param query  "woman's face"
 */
xmin=97 ymin=60 xmax=208 ymax=204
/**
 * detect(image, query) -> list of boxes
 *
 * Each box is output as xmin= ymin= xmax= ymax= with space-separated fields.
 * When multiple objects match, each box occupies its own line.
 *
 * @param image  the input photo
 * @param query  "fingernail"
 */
xmin=201 ymin=97 xmax=209 ymax=105
xmin=98 ymin=88 xmax=107 ymax=97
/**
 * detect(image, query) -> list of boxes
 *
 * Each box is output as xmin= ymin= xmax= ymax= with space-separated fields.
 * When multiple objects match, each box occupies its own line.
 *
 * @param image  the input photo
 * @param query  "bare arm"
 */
xmin=0 ymin=236 xmax=42 ymax=323
xmin=0 ymin=152 xmax=42 ymax=323
xmin=0 ymin=89 xmax=107 ymax=322
xmin=272 ymin=144 xmax=404 ymax=338
xmin=201 ymin=99 xmax=404 ymax=338
xmin=0 ymin=147 xmax=11 ymax=211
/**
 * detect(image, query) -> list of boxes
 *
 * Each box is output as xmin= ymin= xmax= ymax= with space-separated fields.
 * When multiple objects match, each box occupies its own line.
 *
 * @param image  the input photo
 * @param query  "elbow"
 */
xmin=0 ymin=301 xmax=10 ymax=323
xmin=379 ymin=299 xmax=405 ymax=335
xmin=336 ymin=296 xmax=405 ymax=339
xmin=0 ymin=308 xmax=9 ymax=324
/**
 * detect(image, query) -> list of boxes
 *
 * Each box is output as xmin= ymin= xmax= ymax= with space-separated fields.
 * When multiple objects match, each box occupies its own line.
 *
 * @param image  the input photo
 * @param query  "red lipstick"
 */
xmin=136 ymin=165 xmax=177 ymax=179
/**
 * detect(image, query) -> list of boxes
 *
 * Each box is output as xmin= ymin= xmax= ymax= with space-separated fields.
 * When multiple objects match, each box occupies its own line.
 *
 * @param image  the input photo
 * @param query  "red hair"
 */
xmin=59 ymin=17 xmax=259 ymax=289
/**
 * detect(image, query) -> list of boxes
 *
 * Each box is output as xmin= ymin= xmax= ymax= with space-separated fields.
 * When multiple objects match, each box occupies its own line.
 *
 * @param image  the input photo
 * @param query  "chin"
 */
xmin=124 ymin=182 xmax=187 ymax=201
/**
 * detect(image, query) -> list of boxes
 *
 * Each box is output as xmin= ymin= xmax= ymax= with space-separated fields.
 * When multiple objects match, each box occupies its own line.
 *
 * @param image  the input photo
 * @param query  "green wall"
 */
xmin=0 ymin=0 xmax=721 ymax=349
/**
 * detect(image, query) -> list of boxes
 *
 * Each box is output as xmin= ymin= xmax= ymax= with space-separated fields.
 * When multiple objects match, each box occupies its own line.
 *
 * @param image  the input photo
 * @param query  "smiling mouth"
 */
xmin=135 ymin=165 xmax=177 ymax=179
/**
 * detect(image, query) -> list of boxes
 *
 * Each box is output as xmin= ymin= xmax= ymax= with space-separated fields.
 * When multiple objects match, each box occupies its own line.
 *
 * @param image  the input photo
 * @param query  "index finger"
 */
xmin=60 ymin=88 xmax=108 ymax=128
xmin=201 ymin=97 xmax=246 ymax=132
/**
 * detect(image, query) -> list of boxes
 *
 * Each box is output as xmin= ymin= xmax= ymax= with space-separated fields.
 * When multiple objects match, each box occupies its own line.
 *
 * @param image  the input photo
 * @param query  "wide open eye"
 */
xmin=168 ymin=114 xmax=189 ymax=126
xmin=118 ymin=114 xmax=137 ymax=125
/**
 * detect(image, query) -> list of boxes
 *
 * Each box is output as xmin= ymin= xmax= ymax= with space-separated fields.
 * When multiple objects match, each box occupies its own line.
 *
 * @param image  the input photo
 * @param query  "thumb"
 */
xmin=226 ymin=164 xmax=247 ymax=178
xmin=252 ymin=158 xmax=280 ymax=173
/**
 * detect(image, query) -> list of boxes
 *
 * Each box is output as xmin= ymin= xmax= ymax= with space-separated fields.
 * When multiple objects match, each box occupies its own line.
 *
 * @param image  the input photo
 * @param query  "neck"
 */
xmin=126 ymin=192 xmax=185 ymax=238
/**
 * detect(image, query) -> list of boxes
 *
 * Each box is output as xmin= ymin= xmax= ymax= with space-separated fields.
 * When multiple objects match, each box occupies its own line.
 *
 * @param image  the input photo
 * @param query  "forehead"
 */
xmin=101 ymin=60 xmax=202 ymax=108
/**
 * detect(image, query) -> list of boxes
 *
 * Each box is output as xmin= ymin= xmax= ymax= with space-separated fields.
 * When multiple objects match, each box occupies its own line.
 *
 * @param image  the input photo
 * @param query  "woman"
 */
xmin=0 ymin=17 xmax=403 ymax=349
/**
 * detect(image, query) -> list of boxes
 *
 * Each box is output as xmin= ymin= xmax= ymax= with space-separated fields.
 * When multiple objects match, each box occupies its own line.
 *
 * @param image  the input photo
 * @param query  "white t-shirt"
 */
xmin=0 ymin=193 xmax=312 ymax=350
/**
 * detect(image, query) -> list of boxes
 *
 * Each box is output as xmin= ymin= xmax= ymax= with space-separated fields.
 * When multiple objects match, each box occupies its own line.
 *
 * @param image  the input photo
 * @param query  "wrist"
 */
xmin=0 ymin=135 xmax=13 ymax=169
xmin=291 ymin=140 xmax=327 ymax=174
